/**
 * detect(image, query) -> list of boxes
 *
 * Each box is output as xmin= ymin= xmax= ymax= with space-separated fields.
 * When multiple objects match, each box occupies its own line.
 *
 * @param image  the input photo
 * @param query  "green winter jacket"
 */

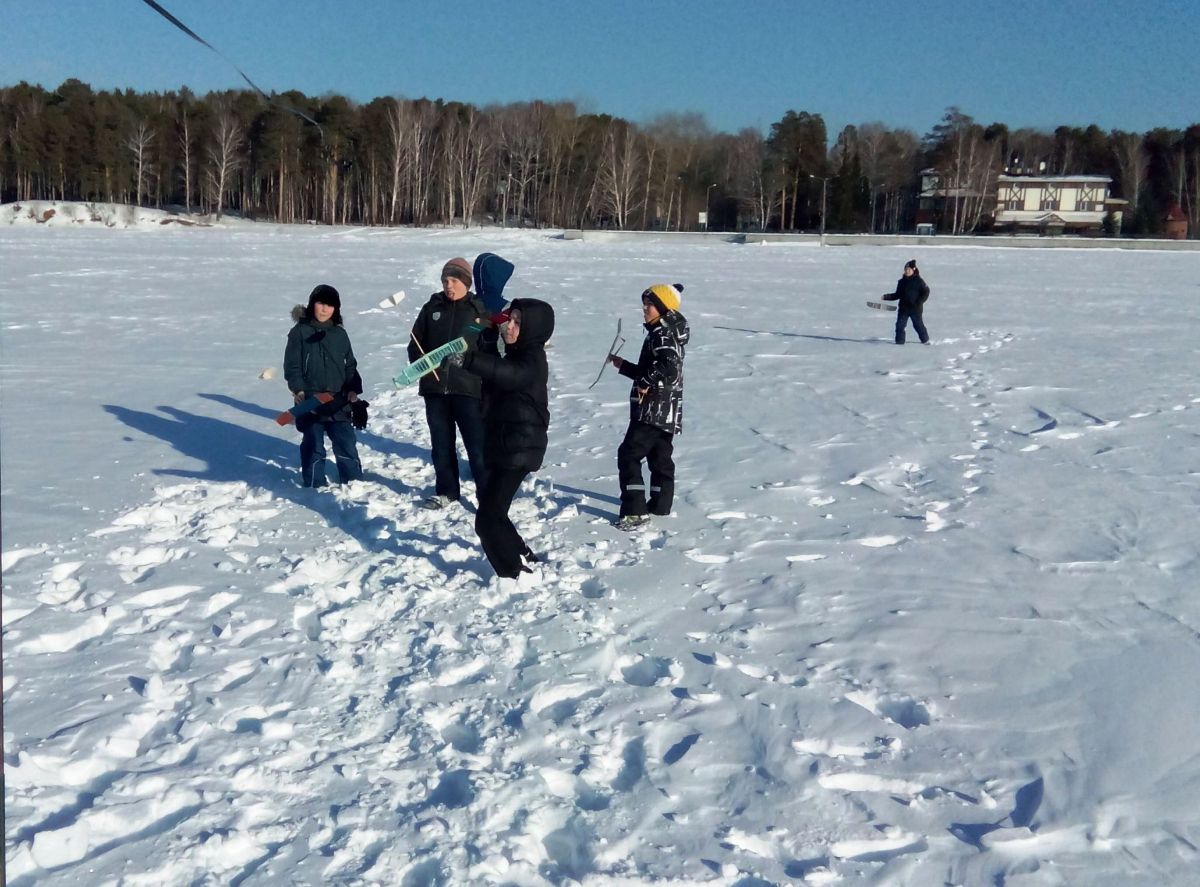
xmin=284 ymin=305 xmax=359 ymax=418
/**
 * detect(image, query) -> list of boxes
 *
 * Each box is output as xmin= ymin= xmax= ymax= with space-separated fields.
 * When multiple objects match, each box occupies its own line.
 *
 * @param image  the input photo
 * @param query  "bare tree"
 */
xmin=857 ymin=123 xmax=890 ymax=232
xmin=729 ymin=128 xmax=773 ymax=231
xmin=880 ymin=129 xmax=918 ymax=232
xmin=927 ymin=109 xmax=999 ymax=233
xmin=596 ymin=118 xmax=644 ymax=228
xmin=205 ymin=109 xmax=243 ymax=219
xmin=443 ymin=104 xmax=493 ymax=226
xmin=494 ymin=102 xmax=546 ymax=226
xmin=542 ymin=103 xmax=586 ymax=227
xmin=126 ymin=120 xmax=154 ymax=206
xmin=386 ymin=98 xmax=415 ymax=224
xmin=1111 ymin=131 xmax=1148 ymax=209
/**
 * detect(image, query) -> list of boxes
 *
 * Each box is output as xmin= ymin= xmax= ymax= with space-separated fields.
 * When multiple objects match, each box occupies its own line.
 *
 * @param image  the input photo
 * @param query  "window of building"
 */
xmin=1040 ymin=185 xmax=1061 ymax=211
xmin=1076 ymin=186 xmax=1100 ymax=212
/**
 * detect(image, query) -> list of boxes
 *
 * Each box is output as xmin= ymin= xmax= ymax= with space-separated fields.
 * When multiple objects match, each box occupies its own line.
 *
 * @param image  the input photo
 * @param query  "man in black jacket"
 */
xmin=461 ymin=298 xmax=555 ymax=581
xmin=407 ymin=258 xmax=488 ymax=508
xmin=882 ymin=259 xmax=931 ymax=345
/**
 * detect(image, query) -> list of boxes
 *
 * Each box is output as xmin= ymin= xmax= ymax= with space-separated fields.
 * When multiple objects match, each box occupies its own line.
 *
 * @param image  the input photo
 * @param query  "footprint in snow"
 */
xmin=845 ymin=689 xmax=932 ymax=729
xmin=611 ymin=654 xmax=681 ymax=687
xmin=530 ymin=683 xmax=604 ymax=725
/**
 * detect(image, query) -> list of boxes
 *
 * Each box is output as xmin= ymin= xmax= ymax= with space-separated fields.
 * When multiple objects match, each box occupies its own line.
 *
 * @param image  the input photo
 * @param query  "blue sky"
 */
xmin=5 ymin=0 xmax=1197 ymax=138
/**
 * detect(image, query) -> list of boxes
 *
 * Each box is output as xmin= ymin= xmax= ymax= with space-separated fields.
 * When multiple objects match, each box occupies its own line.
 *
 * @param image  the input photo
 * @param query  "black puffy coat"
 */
xmin=462 ymin=298 xmax=555 ymax=471
xmin=884 ymin=274 xmax=930 ymax=311
xmin=619 ymin=310 xmax=690 ymax=435
xmin=407 ymin=291 xmax=487 ymax=398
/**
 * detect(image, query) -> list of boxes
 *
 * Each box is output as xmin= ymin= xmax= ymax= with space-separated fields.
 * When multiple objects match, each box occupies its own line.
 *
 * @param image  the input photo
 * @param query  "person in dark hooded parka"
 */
xmin=284 ymin=284 xmax=363 ymax=487
xmin=882 ymin=258 xmax=931 ymax=345
xmin=458 ymin=298 xmax=555 ymax=581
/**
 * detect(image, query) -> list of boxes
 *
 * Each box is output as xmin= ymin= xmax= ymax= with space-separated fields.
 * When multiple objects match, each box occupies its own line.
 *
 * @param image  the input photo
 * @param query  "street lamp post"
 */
xmin=705 ymin=183 xmax=716 ymax=231
xmin=809 ymin=174 xmax=828 ymax=245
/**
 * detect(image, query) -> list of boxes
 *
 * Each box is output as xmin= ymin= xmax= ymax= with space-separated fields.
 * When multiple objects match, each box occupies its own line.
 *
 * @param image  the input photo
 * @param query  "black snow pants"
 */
xmin=895 ymin=306 xmax=929 ymax=344
xmin=617 ymin=420 xmax=676 ymax=518
xmin=475 ymin=466 xmax=533 ymax=579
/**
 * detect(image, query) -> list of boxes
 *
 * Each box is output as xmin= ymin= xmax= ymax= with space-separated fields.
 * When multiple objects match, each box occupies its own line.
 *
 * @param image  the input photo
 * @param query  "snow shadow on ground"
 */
xmin=102 ymin=401 xmax=410 ymax=555
xmin=200 ymin=392 xmax=429 ymax=464
xmin=103 ymin=402 xmax=291 ymax=485
xmin=713 ymin=323 xmax=887 ymax=344
xmin=550 ymin=483 xmax=620 ymax=521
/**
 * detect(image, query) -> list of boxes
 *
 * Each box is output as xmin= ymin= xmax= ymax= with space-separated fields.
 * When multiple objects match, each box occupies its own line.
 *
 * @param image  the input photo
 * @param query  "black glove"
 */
xmin=442 ymin=352 xmax=465 ymax=369
xmin=350 ymin=399 xmax=369 ymax=430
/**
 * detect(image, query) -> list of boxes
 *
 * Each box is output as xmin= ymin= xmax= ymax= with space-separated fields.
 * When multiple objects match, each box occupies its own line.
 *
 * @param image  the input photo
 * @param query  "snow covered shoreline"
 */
xmin=3 ymin=223 xmax=1199 ymax=884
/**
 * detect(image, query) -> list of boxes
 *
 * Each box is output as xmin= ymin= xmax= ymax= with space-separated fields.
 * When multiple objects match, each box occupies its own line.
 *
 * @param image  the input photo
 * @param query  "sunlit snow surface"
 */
xmin=3 ymin=218 xmax=1199 ymax=885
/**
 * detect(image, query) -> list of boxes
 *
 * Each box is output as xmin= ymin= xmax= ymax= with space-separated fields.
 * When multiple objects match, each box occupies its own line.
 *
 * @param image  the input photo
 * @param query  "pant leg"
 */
xmin=325 ymin=420 xmax=363 ymax=483
xmin=646 ymin=430 xmax=676 ymax=516
xmin=424 ymin=395 xmax=461 ymax=499
xmin=452 ymin=395 xmax=490 ymax=497
xmin=617 ymin=421 xmax=659 ymax=517
xmin=475 ymin=467 xmax=529 ymax=578
xmin=894 ymin=307 xmax=909 ymax=344
xmin=300 ymin=424 xmax=328 ymax=487
xmin=911 ymin=309 xmax=929 ymax=344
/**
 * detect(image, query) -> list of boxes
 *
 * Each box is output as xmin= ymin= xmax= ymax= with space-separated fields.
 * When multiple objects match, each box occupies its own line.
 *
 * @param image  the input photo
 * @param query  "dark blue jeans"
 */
xmin=424 ymin=394 xmax=488 ymax=501
xmin=895 ymin=307 xmax=929 ymax=344
xmin=300 ymin=419 xmax=362 ymax=487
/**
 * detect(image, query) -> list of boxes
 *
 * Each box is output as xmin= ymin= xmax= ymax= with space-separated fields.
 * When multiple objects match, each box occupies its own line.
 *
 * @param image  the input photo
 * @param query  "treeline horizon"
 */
xmin=2 ymin=79 xmax=1197 ymax=237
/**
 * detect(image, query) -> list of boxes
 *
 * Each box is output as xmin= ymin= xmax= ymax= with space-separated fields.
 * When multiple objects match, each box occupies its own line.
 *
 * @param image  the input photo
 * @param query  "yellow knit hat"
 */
xmin=642 ymin=283 xmax=682 ymax=313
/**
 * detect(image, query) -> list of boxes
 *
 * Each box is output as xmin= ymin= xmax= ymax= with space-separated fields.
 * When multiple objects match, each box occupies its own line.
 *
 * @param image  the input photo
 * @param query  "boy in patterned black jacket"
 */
xmin=606 ymin=284 xmax=690 ymax=529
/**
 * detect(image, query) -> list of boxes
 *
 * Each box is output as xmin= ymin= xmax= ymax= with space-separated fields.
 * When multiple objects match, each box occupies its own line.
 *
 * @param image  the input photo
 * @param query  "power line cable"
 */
xmin=139 ymin=0 xmax=324 ymax=137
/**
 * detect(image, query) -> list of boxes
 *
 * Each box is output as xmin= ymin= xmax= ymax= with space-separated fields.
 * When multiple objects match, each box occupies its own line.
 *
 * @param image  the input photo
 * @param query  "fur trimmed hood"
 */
xmin=291 ymin=304 xmax=343 ymax=325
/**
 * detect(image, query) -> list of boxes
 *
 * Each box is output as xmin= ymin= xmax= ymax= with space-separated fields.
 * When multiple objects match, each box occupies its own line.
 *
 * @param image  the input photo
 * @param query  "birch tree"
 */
xmin=127 ymin=120 xmax=154 ymax=206
xmin=205 ymin=109 xmax=243 ymax=219
xmin=596 ymin=117 xmax=643 ymax=228
xmin=1111 ymin=130 xmax=1148 ymax=211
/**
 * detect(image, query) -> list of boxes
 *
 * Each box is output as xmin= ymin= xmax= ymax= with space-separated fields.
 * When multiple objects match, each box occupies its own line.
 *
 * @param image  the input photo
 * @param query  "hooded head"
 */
xmin=441 ymin=257 xmax=473 ymax=291
xmin=306 ymin=283 xmax=343 ymax=325
xmin=473 ymin=252 xmax=514 ymax=313
xmin=507 ymin=298 xmax=555 ymax=350
xmin=641 ymin=283 xmax=684 ymax=316
xmin=904 ymin=259 xmax=919 ymax=276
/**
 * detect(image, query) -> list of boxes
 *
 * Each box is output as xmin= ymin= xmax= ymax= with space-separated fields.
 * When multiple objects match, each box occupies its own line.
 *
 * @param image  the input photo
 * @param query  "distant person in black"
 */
xmin=883 ymin=259 xmax=931 ymax=345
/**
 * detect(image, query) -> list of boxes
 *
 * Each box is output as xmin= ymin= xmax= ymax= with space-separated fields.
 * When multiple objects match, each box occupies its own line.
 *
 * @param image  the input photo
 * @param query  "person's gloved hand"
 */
xmin=442 ymin=352 xmax=465 ymax=369
xmin=350 ymin=399 xmax=369 ymax=430
xmin=293 ymin=390 xmax=306 ymax=404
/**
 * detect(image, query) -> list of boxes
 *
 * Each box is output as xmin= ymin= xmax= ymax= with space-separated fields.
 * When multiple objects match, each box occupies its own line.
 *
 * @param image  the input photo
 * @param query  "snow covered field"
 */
xmin=3 ymin=219 xmax=1199 ymax=886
